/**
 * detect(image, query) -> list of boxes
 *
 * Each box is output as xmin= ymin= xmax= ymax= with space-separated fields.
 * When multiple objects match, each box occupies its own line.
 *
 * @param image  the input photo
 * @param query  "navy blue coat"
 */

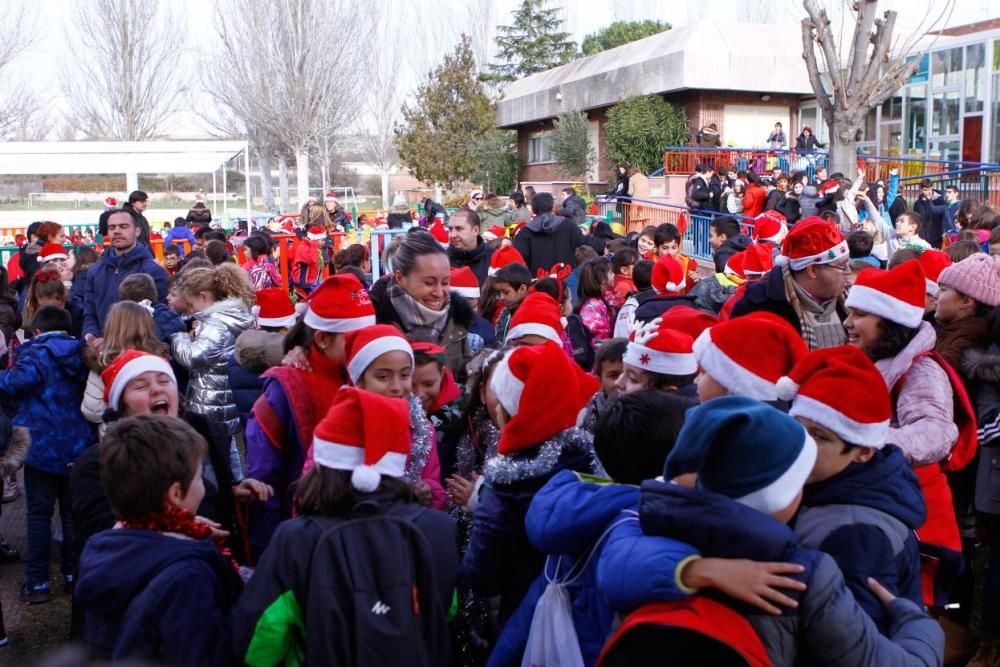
xmin=152 ymin=302 xmax=185 ymax=341
xmin=913 ymin=194 xmax=947 ymax=246
xmin=76 ymin=527 xmax=243 ymax=666
xmin=796 ymin=445 xmax=925 ymax=633
xmin=227 ymin=352 xmax=263 ymax=430
xmin=0 ymin=331 xmax=92 ymax=474
xmin=83 ymin=245 xmax=168 ymax=337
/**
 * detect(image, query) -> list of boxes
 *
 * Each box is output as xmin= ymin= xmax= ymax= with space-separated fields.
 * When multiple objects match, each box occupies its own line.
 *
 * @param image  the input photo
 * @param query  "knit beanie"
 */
xmin=490 ymin=341 xmax=598 ymax=454
xmin=937 ymin=252 xmax=1000 ymax=307
xmin=665 ymin=396 xmax=816 ymax=515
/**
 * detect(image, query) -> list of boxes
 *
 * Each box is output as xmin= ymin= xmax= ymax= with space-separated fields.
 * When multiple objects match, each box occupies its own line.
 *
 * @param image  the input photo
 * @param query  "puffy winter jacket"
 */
xmin=512 ymin=212 xmax=587 ymax=275
xmin=964 ymin=344 xmax=1000 ymax=515
xmin=171 ymin=298 xmax=254 ymax=435
xmin=598 ymin=481 xmax=944 ymax=667
xmin=82 ymin=244 xmax=168 ymax=337
xmin=713 ymin=233 xmax=751 ymax=274
xmin=0 ymin=331 xmax=92 ymax=474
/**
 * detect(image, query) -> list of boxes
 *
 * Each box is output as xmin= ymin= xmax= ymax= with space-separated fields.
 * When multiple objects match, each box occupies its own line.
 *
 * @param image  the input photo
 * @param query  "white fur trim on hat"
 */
xmin=346 ymin=335 xmax=414 ymax=385
xmin=844 ymin=283 xmax=924 ymax=328
xmin=925 ymin=279 xmax=940 ymax=297
xmin=693 ymin=330 xmax=779 ymax=401
xmin=506 ymin=322 xmax=560 ymax=344
xmin=312 ymin=438 xmax=407 ymax=478
xmin=778 ymin=240 xmax=849 ymax=271
xmin=789 ymin=394 xmax=888 ymax=448
xmin=303 ymin=307 xmax=375 ymax=333
xmin=452 ymin=286 xmax=481 ymax=299
xmin=490 ymin=353 xmax=525 ymax=418
xmin=41 ymin=250 xmax=68 ymax=262
xmin=252 ymin=304 xmax=298 ymax=328
xmin=108 ymin=355 xmax=176 ymax=410
xmin=307 ymin=230 xmax=326 ymax=241
xmin=736 ymin=432 xmax=817 ymax=514
xmin=623 ymin=342 xmax=698 ymax=376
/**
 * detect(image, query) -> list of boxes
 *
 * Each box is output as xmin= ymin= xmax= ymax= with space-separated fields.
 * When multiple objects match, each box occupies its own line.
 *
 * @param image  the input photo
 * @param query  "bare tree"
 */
xmin=62 ymin=0 xmax=185 ymax=139
xmin=14 ymin=105 xmax=53 ymax=141
xmin=738 ymin=0 xmax=779 ymax=23
xmin=0 ymin=2 xmax=39 ymax=139
xmin=205 ymin=0 xmax=370 ymax=207
xmin=801 ymin=0 xmax=954 ymax=172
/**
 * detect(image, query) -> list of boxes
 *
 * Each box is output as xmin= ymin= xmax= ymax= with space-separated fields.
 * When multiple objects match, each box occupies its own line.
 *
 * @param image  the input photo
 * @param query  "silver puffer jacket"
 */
xmin=171 ymin=297 xmax=254 ymax=435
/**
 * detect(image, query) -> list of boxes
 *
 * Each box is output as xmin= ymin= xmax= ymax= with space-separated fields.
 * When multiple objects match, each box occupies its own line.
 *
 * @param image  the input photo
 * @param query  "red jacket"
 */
xmin=742 ymin=184 xmax=767 ymax=218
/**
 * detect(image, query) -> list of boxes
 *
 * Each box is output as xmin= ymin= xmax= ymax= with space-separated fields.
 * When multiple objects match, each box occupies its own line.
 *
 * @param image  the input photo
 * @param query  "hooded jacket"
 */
xmin=964 ymin=344 xmax=1000 ymax=515
xmin=460 ymin=428 xmax=604 ymax=624
xmin=512 ymin=212 xmax=586 ymax=275
xmin=478 ymin=205 xmax=512 ymax=230
xmin=796 ymin=446 xmax=926 ymax=633
xmin=171 ymin=297 xmax=254 ymax=435
xmin=713 ymin=233 xmax=751 ymax=273
xmin=598 ymin=481 xmax=944 ymax=667
xmin=76 ymin=528 xmax=243 ymax=666
xmin=227 ymin=329 xmax=284 ymax=429
xmin=559 ymin=195 xmax=588 ymax=226
xmin=82 ymin=244 xmax=169 ymax=337
xmin=0 ymin=331 xmax=92 ymax=474
xmin=448 ymin=238 xmax=494 ymax=286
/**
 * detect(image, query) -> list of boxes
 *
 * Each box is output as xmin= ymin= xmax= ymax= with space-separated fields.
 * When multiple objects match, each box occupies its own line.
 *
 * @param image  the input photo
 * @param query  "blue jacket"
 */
xmin=83 ymin=245 xmax=168 ymax=338
xmin=227 ymin=353 xmax=263 ymax=430
xmin=489 ymin=471 xmax=646 ymax=667
xmin=598 ymin=481 xmax=944 ymax=666
xmin=460 ymin=429 xmax=603 ymax=624
xmin=796 ymin=445 xmax=925 ymax=633
xmin=76 ymin=527 xmax=243 ymax=666
xmin=0 ymin=331 xmax=92 ymax=474
xmin=163 ymin=226 xmax=196 ymax=253
xmin=152 ymin=302 xmax=185 ymax=341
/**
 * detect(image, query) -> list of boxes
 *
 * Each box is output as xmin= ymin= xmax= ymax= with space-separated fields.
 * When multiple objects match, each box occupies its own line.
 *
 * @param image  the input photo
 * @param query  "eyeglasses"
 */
xmin=819 ymin=261 xmax=851 ymax=274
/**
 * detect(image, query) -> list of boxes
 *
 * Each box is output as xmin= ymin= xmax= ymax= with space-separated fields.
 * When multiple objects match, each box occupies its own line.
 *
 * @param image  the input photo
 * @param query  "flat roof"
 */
xmin=496 ymin=20 xmax=814 ymax=128
xmin=0 ymin=140 xmax=247 ymax=175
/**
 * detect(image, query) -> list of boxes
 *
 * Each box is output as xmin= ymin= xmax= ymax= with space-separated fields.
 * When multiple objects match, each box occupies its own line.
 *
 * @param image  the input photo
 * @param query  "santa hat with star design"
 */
xmin=623 ymin=317 xmax=697 ymax=376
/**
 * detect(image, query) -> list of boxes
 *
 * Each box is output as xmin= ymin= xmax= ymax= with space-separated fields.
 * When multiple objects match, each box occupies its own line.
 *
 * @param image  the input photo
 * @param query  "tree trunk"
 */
xmin=829 ymin=119 xmax=859 ymax=176
xmin=380 ymin=169 xmax=390 ymax=210
xmin=296 ymin=150 xmax=310 ymax=209
xmin=278 ymin=155 xmax=290 ymax=213
xmin=257 ymin=148 xmax=275 ymax=213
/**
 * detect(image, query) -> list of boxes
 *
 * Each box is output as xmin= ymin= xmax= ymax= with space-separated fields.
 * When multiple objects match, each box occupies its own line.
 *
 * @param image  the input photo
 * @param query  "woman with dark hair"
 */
xmin=575 ymin=257 xmax=617 ymax=353
xmin=368 ymin=231 xmax=491 ymax=382
xmin=509 ymin=191 xmax=531 ymax=226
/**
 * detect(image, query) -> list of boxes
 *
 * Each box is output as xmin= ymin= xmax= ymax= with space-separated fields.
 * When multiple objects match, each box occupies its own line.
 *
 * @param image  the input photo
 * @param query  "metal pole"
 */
xmin=223 ymin=161 xmax=228 ymax=214
xmin=212 ymin=170 xmax=217 ymax=216
xmin=244 ymin=142 xmax=251 ymax=227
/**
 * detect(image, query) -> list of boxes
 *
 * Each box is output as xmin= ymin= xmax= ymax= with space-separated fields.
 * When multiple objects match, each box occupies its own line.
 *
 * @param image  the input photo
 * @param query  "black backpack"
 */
xmin=565 ymin=313 xmax=595 ymax=372
xmin=299 ymin=505 xmax=451 ymax=666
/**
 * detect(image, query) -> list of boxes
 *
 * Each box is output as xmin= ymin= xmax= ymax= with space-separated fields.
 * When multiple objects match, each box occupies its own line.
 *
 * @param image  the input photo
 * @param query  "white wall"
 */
xmin=723 ymin=105 xmax=791 ymax=148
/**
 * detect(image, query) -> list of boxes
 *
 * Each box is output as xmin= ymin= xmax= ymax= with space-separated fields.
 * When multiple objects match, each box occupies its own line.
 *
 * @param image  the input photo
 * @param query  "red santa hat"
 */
xmin=845 ymin=261 xmax=926 ymax=329
xmin=694 ymin=312 xmax=808 ymax=401
xmin=344 ymin=324 xmax=414 ymax=385
xmin=307 ymin=226 xmax=326 ymax=241
xmin=741 ymin=242 xmax=774 ymax=277
xmin=482 ymin=225 xmax=507 ymax=241
xmin=102 ymin=350 xmax=176 ymax=410
xmin=311 ymin=387 xmax=413 ymax=491
xmin=661 ymin=306 xmax=717 ymax=341
xmin=324 ymin=192 xmax=337 ymax=203
xmin=450 ymin=266 xmax=481 ymax=299
xmin=651 ymin=254 xmax=685 ymax=294
xmin=917 ymin=249 xmax=952 ymax=297
xmin=506 ymin=292 xmax=564 ymax=343
xmin=623 ymin=317 xmax=697 ymax=376
xmin=104 ymin=196 xmax=117 ymax=207
xmin=777 ymin=345 xmax=891 ymax=448
xmin=39 ymin=242 xmax=68 ymax=263
xmin=818 ymin=180 xmax=840 ymax=196
xmin=724 ymin=251 xmax=746 ymax=278
xmin=753 ymin=210 xmax=788 ymax=245
xmin=489 ymin=246 xmax=527 ymax=275
xmin=775 ymin=217 xmax=848 ymax=270
xmin=428 ymin=219 xmax=449 ymax=246
xmin=489 ymin=341 xmax=599 ymax=454
xmin=252 ymin=288 xmax=298 ymax=328
xmin=303 ymin=274 xmax=376 ymax=332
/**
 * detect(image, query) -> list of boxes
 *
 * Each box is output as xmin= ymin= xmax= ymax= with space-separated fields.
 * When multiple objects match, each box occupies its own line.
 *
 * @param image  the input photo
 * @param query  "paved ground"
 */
xmin=0 ymin=471 xmax=73 ymax=666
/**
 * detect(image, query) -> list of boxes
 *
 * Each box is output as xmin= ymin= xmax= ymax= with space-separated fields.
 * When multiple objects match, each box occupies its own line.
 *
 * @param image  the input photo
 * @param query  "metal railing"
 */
xmin=897 ymin=167 xmax=1000 ymax=210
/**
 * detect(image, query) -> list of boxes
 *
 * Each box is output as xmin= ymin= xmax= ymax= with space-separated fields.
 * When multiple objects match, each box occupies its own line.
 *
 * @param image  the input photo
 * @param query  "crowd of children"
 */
xmin=1 ymin=170 xmax=1000 ymax=667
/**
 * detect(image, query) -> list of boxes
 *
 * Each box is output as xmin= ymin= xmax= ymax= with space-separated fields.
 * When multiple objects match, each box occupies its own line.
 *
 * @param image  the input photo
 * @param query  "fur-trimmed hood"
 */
xmin=964 ymin=343 xmax=1000 ymax=383
xmin=0 ymin=426 xmax=29 ymax=473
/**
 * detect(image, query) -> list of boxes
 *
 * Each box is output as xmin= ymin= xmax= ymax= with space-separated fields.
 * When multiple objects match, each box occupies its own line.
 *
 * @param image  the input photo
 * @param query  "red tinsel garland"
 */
xmin=120 ymin=506 xmax=239 ymax=572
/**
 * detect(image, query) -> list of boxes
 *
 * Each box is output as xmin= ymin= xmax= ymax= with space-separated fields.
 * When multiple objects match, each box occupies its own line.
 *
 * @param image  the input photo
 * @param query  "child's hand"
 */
xmin=413 ymin=480 xmax=433 ymax=507
xmin=857 ymin=166 xmax=866 ymax=179
xmin=867 ymin=577 xmax=897 ymax=606
xmin=889 ymin=168 xmax=899 ymax=177
xmin=282 ymin=345 xmax=311 ymax=371
xmin=194 ymin=516 xmax=231 ymax=539
xmin=687 ymin=270 xmax=700 ymax=283
xmin=681 ymin=557 xmax=806 ymax=615
xmin=446 ymin=472 xmax=478 ymax=507
xmin=233 ymin=478 xmax=274 ymax=503
xmin=84 ymin=334 xmax=103 ymax=352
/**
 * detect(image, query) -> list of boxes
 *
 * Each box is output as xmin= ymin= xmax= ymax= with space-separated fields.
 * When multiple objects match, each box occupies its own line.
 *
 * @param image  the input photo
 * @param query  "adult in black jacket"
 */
xmin=122 ymin=190 xmax=151 ymax=245
xmin=558 ymin=188 xmax=588 ymax=226
xmin=513 ymin=192 xmax=586 ymax=274
xmin=685 ymin=166 xmax=712 ymax=210
xmin=185 ymin=201 xmax=213 ymax=226
xmin=446 ymin=208 xmax=494 ymax=286
xmin=422 ymin=197 xmax=449 ymax=222
xmin=795 ymin=127 xmax=826 ymax=151
xmin=914 ymin=180 xmax=948 ymax=247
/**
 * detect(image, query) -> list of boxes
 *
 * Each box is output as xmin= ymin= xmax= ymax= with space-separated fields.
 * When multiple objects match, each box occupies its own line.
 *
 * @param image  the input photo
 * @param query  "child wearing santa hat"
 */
xmin=292 ymin=226 xmax=326 ymax=299
xmin=460 ymin=341 xmax=604 ymax=624
xmin=777 ymin=345 xmax=925 ymax=632
xmin=245 ymin=274 xmax=376 ymax=557
xmin=845 ymin=260 xmax=974 ymax=608
xmin=235 ymin=387 xmax=457 ymax=666
xmin=616 ymin=317 xmax=699 ymax=399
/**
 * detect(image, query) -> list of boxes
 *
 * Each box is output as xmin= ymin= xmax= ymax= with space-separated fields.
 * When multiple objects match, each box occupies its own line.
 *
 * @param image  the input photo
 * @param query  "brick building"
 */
xmin=495 ymin=20 xmax=814 ymax=193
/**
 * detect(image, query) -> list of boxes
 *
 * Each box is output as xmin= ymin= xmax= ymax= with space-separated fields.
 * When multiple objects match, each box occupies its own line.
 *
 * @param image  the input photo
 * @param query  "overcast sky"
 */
xmin=14 ymin=0 xmax=1000 ymax=138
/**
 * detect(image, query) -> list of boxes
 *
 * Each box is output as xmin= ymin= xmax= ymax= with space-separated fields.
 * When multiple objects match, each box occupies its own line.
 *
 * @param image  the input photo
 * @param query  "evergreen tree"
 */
xmin=395 ymin=35 xmax=495 ymax=187
xmin=482 ymin=0 xmax=576 ymax=85
xmin=604 ymin=95 xmax=689 ymax=174
xmin=548 ymin=110 xmax=596 ymax=191
xmin=580 ymin=20 xmax=671 ymax=56
xmin=468 ymin=130 xmax=520 ymax=195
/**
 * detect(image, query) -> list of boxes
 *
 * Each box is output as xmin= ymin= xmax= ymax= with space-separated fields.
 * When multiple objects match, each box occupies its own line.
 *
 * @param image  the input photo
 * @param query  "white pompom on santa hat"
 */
xmin=311 ymin=387 xmax=412 ymax=492
xmin=777 ymin=345 xmax=891 ymax=448
xmin=650 ymin=254 xmax=685 ymax=294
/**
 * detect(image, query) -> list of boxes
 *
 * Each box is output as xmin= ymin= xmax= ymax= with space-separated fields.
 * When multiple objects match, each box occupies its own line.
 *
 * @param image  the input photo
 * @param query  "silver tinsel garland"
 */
xmin=403 ymin=393 xmax=433 ymax=485
xmin=482 ymin=427 xmax=606 ymax=485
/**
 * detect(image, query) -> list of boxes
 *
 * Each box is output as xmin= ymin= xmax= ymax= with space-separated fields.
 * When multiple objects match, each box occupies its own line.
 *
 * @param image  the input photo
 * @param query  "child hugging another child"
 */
xmin=411 ymin=341 xmax=467 ymax=480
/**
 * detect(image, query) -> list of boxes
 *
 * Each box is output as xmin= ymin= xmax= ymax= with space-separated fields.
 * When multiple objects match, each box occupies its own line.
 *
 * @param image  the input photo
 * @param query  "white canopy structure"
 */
xmin=0 ymin=140 xmax=251 ymax=218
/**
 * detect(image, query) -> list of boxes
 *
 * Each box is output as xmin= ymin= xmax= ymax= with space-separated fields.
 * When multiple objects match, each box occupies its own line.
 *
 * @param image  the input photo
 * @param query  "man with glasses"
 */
xmin=731 ymin=217 xmax=849 ymax=350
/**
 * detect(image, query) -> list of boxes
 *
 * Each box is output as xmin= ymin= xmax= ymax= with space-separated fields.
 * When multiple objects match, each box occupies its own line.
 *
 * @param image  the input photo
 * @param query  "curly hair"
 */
xmin=174 ymin=263 xmax=255 ymax=309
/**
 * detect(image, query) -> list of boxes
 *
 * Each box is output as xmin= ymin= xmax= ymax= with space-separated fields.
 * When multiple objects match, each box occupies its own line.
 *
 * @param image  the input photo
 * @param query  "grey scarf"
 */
xmin=387 ymin=280 xmax=450 ymax=342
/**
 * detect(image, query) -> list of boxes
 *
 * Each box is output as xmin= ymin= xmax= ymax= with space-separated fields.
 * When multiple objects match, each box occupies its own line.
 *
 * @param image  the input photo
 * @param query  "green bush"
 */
xmin=605 ymin=95 xmax=688 ymax=174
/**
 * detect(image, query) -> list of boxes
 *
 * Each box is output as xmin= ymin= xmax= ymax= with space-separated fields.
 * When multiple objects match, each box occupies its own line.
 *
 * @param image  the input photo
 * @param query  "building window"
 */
xmin=527 ymin=134 xmax=552 ymax=163
xmin=966 ymin=43 xmax=985 ymax=113
xmin=931 ymin=47 xmax=962 ymax=88
xmin=906 ymin=86 xmax=927 ymax=152
xmin=932 ymin=90 xmax=960 ymax=136
xmin=909 ymin=53 xmax=929 ymax=84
